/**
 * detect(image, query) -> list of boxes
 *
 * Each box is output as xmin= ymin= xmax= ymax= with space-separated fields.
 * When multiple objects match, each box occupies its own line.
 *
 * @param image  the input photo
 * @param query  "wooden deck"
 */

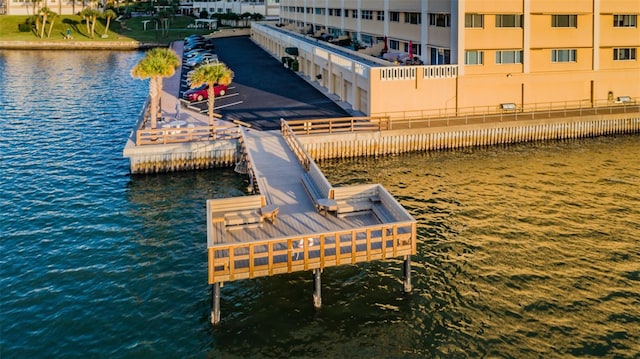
xmin=206 ymin=123 xmax=417 ymax=284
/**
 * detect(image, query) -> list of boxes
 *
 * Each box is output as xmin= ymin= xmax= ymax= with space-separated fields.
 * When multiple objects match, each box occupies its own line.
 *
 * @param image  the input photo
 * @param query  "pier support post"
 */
xmin=211 ymin=282 xmax=221 ymax=325
xmin=403 ymin=255 xmax=412 ymax=293
xmin=313 ymin=268 xmax=322 ymax=308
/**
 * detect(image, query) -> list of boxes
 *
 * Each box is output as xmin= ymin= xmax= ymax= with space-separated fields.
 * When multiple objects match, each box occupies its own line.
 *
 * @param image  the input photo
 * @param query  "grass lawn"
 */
xmin=0 ymin=14 xmax=216 ymax=44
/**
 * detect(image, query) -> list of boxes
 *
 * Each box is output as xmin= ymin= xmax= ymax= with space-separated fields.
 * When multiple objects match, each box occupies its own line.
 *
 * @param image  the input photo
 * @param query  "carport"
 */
xmin=192 ymin=19 xmax=218 ymax=30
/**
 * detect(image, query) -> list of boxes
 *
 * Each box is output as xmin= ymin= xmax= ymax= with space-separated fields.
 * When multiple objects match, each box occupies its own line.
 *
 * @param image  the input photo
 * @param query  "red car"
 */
xmin=182 ymin=84 xmax=228 ymax=102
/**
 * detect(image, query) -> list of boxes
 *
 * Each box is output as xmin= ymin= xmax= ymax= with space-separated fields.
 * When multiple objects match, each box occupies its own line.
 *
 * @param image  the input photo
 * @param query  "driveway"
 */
xmin=199 ymin=35 xmax=351 ymax=131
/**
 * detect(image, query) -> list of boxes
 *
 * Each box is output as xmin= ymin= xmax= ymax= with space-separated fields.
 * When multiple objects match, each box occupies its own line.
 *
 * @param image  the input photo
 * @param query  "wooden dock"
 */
xmin=206 ymin=121 xmax=417 ymax=324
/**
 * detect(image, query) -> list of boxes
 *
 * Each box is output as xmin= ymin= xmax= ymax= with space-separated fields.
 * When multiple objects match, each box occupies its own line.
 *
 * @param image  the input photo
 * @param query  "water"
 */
xmin=1 ymin=50 xmax=639 ymax=358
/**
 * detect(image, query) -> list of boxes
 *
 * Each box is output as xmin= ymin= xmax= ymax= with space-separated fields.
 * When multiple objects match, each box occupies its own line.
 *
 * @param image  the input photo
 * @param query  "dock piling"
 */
xmin=313 ymin=269 xmax=322 ymax=308
xmin=211 ymin=283 xmax=221 ymax=325
xmin=403 ymin=255 xmax=412 ymax=293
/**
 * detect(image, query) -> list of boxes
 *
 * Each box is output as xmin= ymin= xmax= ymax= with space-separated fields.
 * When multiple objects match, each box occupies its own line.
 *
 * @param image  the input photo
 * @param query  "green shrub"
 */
xmin=18 ymin=23 xmax=32 ymax=32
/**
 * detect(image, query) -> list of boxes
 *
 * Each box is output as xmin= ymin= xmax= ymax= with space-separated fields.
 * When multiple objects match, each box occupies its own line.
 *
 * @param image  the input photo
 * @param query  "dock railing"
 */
xmin=281 ymin=119 xmax=311 ymax=171
xmin=136 ymin=125 xmax=241 ymax=145
xmin=285 ymin=116 xmax=390 ymax=135
xmin=373 ymin=98 xmax=640 ymax=130
xmin=207 ymin=220 xmax=417 ymax=283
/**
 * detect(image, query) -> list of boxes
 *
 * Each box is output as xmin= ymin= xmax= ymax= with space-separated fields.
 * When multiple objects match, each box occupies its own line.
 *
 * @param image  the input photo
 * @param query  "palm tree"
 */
xmin=103 ymin=9 xmax=116 ymax=37
xmin=80 ymin=8 xmax=91 ymax=37
xmin=46 ymin=9 xmax=58 ymax=38
xmin=188 ymin=63 xmax=234 ymax=138
xmin=38 ymin=6 xmax=50 ymax=38
xmin=131 ymin=48 xmax=180 ymax=129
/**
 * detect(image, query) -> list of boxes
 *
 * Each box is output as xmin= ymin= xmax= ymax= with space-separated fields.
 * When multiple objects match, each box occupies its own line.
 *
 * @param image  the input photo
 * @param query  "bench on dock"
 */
xmin=301 ymin=165 xmax=336 ymax=215
xmin=209 ymin=195 xmax=266 ymax=230
xmin=256 ymin=176 xmax=279 ymax=223
xmin=333 ymin=184 xmax=379 ymax=217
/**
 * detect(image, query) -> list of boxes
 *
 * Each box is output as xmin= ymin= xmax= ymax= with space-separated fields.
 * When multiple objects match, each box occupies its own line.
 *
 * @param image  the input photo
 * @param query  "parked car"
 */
xmin=182 ymin=84 xmax=228 ymax=102
xmin=184 ymin=49 xmax=212 ymax=59
xmin=185 ymin=34 xmax=204 ymax=41
xmin=184 ymin=53 xmax=219 ymax=68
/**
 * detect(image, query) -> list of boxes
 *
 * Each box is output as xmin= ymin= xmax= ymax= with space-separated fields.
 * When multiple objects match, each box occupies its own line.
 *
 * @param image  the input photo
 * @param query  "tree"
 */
xmin=90 ymin=8 xmax=99 ymax=38
xmin=103 ymin=9 xmax=117 ymax=37
xmin=188 ymin=63 xmax=234 ymax=138
xmin=130 ymin=48 xmax=180 ymax=129
xmin=46 ymin=10 xmax=58 ymax=38
xmin=38 ymin=6 xmax=50 ymax=38
xmin=80 ymin=8 xmax=92 ymax=37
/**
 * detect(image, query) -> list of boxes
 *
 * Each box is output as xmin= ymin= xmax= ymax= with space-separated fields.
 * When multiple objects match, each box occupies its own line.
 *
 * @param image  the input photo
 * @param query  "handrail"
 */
xmin=136 ymin=125 xmax=242 ymax=145
xmin=281 ymin=119 xmax=311 ymax=171
xmin=285 ymin=116 xmax=390 ymax=135
xmin=207 ymin=220 xmax=417 ymax=283
xmin=284 ymin=101 xmax=639 ymax=135
xmin=373 ymin=98 xmax=640 ymax=129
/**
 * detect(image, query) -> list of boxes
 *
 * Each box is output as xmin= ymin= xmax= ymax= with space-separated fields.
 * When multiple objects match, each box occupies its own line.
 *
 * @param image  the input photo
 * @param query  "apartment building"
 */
xmin=271 ymin=0 xmax=639 ymax=117
xmin=191 ymin=0 xmax=280 ymax=18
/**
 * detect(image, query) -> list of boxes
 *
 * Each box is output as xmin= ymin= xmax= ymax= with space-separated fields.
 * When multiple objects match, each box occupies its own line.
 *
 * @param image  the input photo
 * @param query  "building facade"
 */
xmin=3 ymin=0 xmax=280 ymax=17
xmin=269 ymin=0 xmax=639 ymax=118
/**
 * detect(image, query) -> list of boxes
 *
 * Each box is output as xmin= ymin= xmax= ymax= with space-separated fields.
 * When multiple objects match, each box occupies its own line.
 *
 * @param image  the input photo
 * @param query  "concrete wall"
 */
xmin=298 ymin=114 xmax=640 ymax=161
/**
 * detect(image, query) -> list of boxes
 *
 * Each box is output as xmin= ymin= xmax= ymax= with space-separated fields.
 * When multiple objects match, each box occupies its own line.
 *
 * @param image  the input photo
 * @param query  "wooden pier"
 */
xmin=206 ymin=120 xmax=417 ymax=324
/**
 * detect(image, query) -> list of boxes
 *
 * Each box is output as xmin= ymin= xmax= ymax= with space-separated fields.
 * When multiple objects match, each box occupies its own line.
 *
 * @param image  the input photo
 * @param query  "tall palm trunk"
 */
xmin=85 ymin=16 xmax=90 ymax=36
xmin=40 ymin=13 xmax=47 ymax=38
xmin=207 ymin=83 xmax=216 ymax=138
xmin=104 ymin=17 xmax=111 ymax=36
xmin=149 ymin=77 xmax=159 ymax=129
xmin=90 ymin=13 xmax=97 ymax=38
xmin=47 ymin=15 xmax=56 ymax=38
xmin=157 ymin=76 xmax=163 ymax=122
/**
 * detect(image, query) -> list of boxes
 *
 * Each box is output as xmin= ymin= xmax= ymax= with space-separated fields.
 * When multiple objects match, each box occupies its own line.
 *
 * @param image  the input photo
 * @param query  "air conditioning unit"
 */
xmin=500 ymin=103 xmax=517 ymax=111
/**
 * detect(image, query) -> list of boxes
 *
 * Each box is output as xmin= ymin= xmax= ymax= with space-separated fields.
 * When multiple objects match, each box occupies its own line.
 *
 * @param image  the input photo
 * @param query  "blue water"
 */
xmin=1 ymin=50 xmax=639 ymax=358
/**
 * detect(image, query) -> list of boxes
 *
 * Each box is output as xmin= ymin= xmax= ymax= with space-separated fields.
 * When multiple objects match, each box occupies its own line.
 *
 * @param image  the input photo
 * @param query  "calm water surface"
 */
xmin=1 ymin=50 xmax=639 ymax=358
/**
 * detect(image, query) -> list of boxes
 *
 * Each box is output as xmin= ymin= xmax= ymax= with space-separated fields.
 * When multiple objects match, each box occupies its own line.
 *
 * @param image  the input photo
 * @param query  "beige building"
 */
xmin=254 ymin=0 xmax=639 ymax=119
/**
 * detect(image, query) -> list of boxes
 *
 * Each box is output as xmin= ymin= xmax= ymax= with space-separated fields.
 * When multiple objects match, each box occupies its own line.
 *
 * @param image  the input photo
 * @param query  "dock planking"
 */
xmin=206 ymin=122 xmax=417 ymax=324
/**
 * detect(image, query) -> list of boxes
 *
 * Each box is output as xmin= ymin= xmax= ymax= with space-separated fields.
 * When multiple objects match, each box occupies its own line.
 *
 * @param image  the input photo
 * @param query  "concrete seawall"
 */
xmin=298 ymin=114 xmax=640 ymax=161
xmin=0 ymin=40 xmax=163 ymax=50
xmin=123 ymin=138 xmax=240 ymax=174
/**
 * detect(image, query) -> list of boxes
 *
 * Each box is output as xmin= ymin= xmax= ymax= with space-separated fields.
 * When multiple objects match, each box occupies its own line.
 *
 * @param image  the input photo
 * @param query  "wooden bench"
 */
xmin=256 ymin=176 xmax=279 ymax=223
xmin=209 ymin=195 xmax=265 ymax=229
xmin=333 ymin=184 xmax=379 ymax=216
xmin=301 ymin=172 xmax=337 ymax=215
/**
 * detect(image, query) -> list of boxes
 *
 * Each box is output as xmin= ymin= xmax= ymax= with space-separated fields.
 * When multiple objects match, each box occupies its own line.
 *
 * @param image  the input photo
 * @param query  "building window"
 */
xmin=344 ymin=9 xmax=349 ymax=17
xmin=496 ymin=14 xmax=523 ymax=28
xmin=465 ymin=14 xmax=483 ymax=28
xmin=429 ymin=13 xmax=451 ymax=27
xmin=613 ymin=48 xmax=637 ymax=60
xmin=335 ymin=9 xmax=341 ymax=17
xmin=551 ymin=49 xmax=577 ymax=62
xmin=405 ymin=12 xmax=421 ymax=25
xmin=315 ymin=8 xmax=323 ymax=15
xmin=430 ymin=48 xmax=451 ymax=65
xmin=405 ymin=42 xmax=420 ymax=56
xmin=390 ymin=11 xmax=400 ymax=22
xmin=496 ymin=50 xmax=523 ymax=64
xmin=352 ymin=9 xmax=358 ymax=19
xmin=377 ymin=11 xmax=385 ymax=21
xmin=465 ymin=51 xmax=484 ymax=65
xmin=613 ymin=15 xmax=637 ymax=28
xmin=389 ymin=39 xmax=399 ymax=51
xmin=362 ymin=10 xmax=372 ymax=20
xmin=552 ymin=14 xmax=577 ymax=28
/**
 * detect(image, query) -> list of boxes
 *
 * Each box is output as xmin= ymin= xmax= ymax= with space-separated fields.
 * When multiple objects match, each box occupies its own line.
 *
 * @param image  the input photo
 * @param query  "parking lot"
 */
xmin=178 ymin=35 xmax=350 ymax=131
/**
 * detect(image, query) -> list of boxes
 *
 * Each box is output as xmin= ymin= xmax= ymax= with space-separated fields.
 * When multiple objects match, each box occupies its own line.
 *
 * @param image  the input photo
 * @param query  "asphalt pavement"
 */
xmin=181 ymin=35 xmax=352 ymax=131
